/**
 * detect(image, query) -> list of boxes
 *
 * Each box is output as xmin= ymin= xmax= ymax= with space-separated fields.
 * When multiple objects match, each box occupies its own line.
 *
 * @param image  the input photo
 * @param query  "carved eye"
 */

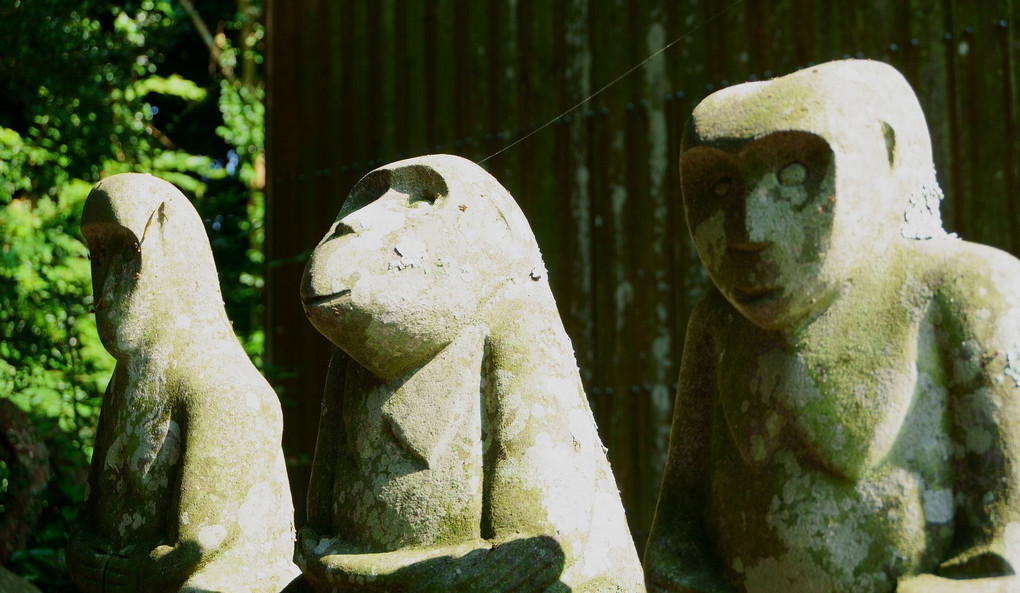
xmin=331 ymin=221 xmax=355 ymax=239
xmin=778 ymin=162 xmax=807 ymax=186
xmin=712 ymin=177 xmax=732 ymax=197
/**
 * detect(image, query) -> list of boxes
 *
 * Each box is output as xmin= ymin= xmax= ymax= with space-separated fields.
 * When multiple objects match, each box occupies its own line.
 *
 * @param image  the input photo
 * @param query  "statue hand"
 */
xmin=66 ymin=519 xmax=116 ymax=593
xmin=71 ymin=547 xmax=111 ymax=593
xmin=103 ymin=544 xmax=178 ymax=593
xmin=297 ymin=528 xmax=565 ymax=591
xmin=295 ymin=525 xmax=322 ymax=560
xmin=103 ymin=554 xmax=138 ymax=593
xmin=404 ymin=534 xmax=564 ymax=593
xmin=295 ymin=525 xmax=366 ymax=586
xmin=897 ymin=574 xmax=1017 ymax=593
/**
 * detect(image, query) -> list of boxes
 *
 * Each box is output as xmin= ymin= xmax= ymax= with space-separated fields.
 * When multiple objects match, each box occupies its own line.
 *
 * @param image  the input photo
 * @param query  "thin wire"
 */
xmin=477 ymin=0 xmax=745 ymax=165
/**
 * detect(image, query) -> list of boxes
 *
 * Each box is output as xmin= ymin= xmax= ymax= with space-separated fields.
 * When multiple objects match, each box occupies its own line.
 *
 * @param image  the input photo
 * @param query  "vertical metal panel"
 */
xmin=1004 ymin=5 xmax=1020 ymax=252
xmin=266 ymin=0 xmax=1020 ymax=548
xmin=555 ymin=0 xmax=591 ymax=377
xmin=591 ymin=0 xmax=635 ymax=541
xmin=434 ymin=1 xmax=458 ymax=152
xmin=266 ymin=0 xmax=328 ymax=522
xmin=965 ymin=6 xmax=1013 ymax=250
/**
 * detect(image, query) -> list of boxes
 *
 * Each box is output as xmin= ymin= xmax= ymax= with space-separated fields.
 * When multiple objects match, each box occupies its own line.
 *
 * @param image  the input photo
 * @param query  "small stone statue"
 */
xmin=295 ymin=155 xmax=644 ymax=592
xmin=645 ymin=60 xmax=1020 ymax=593
xmin=67 ymin=174 xmax=299 ymax=593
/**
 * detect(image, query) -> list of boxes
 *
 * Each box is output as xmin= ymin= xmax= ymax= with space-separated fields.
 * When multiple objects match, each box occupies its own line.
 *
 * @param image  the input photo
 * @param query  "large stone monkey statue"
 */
xmin=295 ymin=155 xmax=645 ymax=592
xmin=67 ymin=173 xmax=299 ymax=593
xmin=645 ymin=60 xmax=1020 ymax=593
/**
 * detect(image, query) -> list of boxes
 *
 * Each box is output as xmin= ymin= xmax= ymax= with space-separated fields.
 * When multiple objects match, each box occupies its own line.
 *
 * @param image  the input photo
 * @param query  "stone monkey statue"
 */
xmin=66 ymin=173 xmax=299 ymax=593
xmin=295 ymin=155 xmax=644 ymax=592
xmin=645 ymin=60 xmax=1020 ymax=593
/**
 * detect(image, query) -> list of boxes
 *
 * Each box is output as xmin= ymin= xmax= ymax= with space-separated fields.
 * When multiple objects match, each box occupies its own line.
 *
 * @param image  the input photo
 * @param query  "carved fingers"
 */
xmin=295 ymin=526 xmax=349 ymax=587
xmin=102 ymin=554 xmax=137 ymax=593
xmin=295 ymin=525 xmax=325 ymax=561
xmin=73 ymin=548 xmax=109 ymax=593
xmin=71 ymin=549 xmax=138 ymax=593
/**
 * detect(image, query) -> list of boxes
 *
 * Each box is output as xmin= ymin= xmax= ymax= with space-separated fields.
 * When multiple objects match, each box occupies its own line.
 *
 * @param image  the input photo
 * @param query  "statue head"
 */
xmin=81 ymin=173 xmax=228 ymax=358
xmin=301 ymin=154 xmax=546 ymax=379
xmin=681 ymin=59 xmax=944 ymax=330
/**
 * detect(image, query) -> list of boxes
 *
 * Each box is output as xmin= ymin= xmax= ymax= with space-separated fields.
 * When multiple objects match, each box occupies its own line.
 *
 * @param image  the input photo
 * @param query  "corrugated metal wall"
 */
xmin=266 ymin=0 xmax=1020 ymax=551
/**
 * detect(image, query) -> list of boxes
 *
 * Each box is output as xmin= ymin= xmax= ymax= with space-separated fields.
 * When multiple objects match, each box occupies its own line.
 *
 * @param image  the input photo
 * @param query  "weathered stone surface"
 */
xmin=645 ymin=60 xmax=1020 ymax=593
xmin=67 ymin=173 xmax=299 ymax=593
xmin=296 ymin=154 xmax=644 ymax=592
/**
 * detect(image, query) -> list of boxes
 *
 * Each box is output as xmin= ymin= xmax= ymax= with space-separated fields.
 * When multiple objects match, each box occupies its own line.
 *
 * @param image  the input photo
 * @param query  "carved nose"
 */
xmin=739 ymin=187 xmax=776 ymax=244
xmin=301 ymin=238 xmax=347 ymax=302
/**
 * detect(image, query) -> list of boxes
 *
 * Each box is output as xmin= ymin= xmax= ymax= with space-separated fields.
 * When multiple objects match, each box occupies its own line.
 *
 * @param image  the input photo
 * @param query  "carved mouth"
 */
xmin=302 ymin=289 xmax=352 ymax=307
xmin=732 ymin=286 xmax=782 ymax=304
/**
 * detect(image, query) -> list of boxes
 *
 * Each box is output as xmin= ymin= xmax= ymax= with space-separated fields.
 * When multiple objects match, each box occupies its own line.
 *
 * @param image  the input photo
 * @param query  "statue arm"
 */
xmin=295 ymin=346 xmax=563 ymax=592
xmin=305 ymin=348 xmax=348 ymax=528
xmin=69 ymin=517 xmax=196 ymax=593
xmin=65 ymin=487 xmax=109 ymax=593
xmin=66 ymin=368 xmax=125 ymax=593
xmin=934 ymin=248 xmax=1020 ymax=580
xmin=66 ymin=396 xmax=204 ymax=593
xmin=296 ymin=528 xmax=563 ymax=592
xmin=68 ymin=503 xmax=189 ymax=593
xmin=645 ymin=298 xmax=735 ymax=593
xmin=105 ymin=381 xmax=272 ymax=593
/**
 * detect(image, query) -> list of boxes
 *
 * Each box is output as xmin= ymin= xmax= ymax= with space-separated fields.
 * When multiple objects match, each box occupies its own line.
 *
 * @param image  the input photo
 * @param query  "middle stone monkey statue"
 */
xmin=645 ymin=60 xmax=1020 ymax=592
xmin=297 ymin=154 xmax=644 ymax=592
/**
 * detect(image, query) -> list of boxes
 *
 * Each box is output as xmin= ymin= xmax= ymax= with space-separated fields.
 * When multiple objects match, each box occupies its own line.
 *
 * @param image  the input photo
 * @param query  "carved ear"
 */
xmin=341 ymin=169 xmax=392 ymax=217
xmin=881 ymin=121 xmax=896 ymax=168
xmin=389 ymin=164 xmax=449 ymax=204
xmin=139 ymin=202 xmax=166 ymax=246
xmin=339 ymin=164 xmax=450 ymax=218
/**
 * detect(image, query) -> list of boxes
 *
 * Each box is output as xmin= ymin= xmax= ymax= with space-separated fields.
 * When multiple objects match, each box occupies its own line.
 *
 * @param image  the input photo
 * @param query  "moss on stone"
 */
xmin=297 ymin=155 xmax=644 ymax=592
xmin=66 ymin=174 xmax=299 ymax=593
xmin=647 ymin=60 xmax=1020 ymax=593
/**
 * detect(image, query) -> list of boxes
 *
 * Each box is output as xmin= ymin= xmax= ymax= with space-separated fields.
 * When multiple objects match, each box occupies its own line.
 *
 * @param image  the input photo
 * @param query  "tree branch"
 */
xmin=178 ymin=0 xmax=237 ymax=83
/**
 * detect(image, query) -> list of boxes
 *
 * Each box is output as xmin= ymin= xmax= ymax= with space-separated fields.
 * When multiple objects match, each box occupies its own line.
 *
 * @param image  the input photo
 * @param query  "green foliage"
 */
xmin=0 ymin=0 xmax=266 ymax=588
xmin=0 ymin=174 xmax=112 ymax=446
xmin=214 ymin=77 xmax=267 ymax=363
xmin=135 ymin=74 xmax=208 ymax=102
xmin=0 ymin=157 xmax=110 ymax=589
xmin=0 ymin=459 xmax=9 ymax=516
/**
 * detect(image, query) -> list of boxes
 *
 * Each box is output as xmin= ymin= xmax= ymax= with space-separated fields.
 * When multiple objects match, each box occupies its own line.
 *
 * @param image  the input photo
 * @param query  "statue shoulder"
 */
xmin=910 ymin=239 xmax=1020 ymax=358
xmin=920 ymin=238 xmax=1020 ymax=313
